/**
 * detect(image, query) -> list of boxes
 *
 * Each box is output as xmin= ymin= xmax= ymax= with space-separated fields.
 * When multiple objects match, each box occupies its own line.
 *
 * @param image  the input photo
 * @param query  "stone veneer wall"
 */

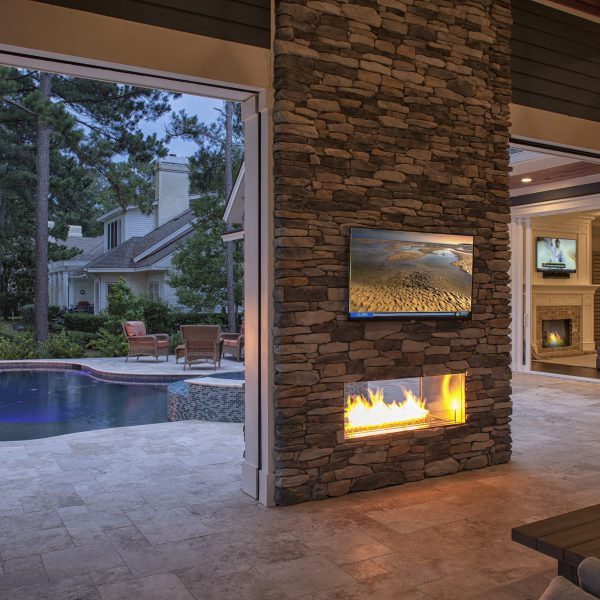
xmin=272 ymin=0 xmax=513 ymax=505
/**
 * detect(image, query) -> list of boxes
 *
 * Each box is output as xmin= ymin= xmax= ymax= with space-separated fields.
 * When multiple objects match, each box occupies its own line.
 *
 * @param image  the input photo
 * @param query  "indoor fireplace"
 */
xmin=541 ymin=319 xmax=571 ymax=348
xmin=344 ymin=373 xmax=466 ymax=439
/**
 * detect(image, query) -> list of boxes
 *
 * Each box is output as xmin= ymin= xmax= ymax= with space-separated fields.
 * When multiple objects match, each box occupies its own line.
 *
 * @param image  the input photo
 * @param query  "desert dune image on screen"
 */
xmin=349 ymin=228 xmax=473 ymax=316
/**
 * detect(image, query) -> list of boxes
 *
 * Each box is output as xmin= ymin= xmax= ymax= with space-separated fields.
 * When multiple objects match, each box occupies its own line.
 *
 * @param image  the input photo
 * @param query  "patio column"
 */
xmin=62 ymin=271 xmax=69 ymax=309
xmin=241 ymin=91 xmax=274 ymax=506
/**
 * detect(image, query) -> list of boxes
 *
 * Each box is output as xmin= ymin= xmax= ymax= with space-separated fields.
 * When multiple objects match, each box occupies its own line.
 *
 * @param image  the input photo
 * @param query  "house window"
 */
xmin=149 ymin=281 xmax=161 ymax=299
xmin=106 ymin=219 xmax=122 ymax=250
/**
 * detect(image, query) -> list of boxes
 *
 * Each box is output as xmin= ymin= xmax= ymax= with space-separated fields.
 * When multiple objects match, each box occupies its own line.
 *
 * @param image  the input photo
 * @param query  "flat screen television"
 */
xmin=536 ymin=237 xmax=577 ymax=273
xmin=348 ymin=227 xmax=474 ymax=320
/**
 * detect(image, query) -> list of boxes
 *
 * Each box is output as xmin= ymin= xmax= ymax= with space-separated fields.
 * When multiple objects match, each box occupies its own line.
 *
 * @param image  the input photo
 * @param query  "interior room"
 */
xmin=510 ymin=146 xmax=600 ymax=379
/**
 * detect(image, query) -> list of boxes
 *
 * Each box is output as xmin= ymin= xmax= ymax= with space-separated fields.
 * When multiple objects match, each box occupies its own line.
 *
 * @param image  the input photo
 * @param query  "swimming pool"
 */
xmin=0 ymin=370 xmax=169 ymax=441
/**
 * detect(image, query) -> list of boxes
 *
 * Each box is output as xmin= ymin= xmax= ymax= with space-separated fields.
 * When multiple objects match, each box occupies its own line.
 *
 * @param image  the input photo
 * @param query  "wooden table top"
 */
xmin=512 ymin=504 xmax=600 ymax=566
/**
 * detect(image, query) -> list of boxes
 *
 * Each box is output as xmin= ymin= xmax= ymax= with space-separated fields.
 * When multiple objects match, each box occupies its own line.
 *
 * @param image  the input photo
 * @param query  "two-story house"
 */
xmin=49 ymin=156 xmax=196 ymax=313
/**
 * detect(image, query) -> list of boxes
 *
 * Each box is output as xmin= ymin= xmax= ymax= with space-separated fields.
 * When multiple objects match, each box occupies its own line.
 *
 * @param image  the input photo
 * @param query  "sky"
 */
xmin=139 ymin=94 xmax=222 ymax=158
xmin=352 ymin=228 xmax=473 ymax=247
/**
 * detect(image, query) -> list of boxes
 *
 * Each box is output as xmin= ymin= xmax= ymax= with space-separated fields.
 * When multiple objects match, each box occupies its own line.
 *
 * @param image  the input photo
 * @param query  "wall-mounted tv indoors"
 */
xmin=536 ymin=237 xmax=577 ymax=273
xmin=348 ymin=227 xmax=474 ymax=320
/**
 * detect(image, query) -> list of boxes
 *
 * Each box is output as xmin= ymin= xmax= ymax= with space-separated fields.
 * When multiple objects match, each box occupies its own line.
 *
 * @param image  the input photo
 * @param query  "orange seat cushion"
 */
xmin=157 ymin=340 xmax=169 ymax=348
xmin=223 ymin=339 xmax=239 ymax=347
xmin=124 ymin=321 xmax=146 ymax=337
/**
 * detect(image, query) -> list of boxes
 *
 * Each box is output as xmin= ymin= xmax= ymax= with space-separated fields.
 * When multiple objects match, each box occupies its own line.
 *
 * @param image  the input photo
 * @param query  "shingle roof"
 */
xmin=55 ymin=236 xmax=104 ymax=263
xmin=86 ymin=209 xmax=195 ymax=270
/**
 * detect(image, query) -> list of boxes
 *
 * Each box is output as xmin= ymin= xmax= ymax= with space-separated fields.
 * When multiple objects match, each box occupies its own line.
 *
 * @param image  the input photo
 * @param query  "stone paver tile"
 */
xmin=299 ymin=580 xmax=434 ymax=600
xmin=0 ymin=526 xmax=72 ymax=560
xmin=256 ymin=555 xmax=356 ymax=599
xmin=185 ymin=529 xmax=312 ymax=578
xmin=103 ymin=525 xmax=151 ymax=550
xmin=89 ymin=565 xmax=133 ymax=587
xmin=304 ymin=531 xmax=394 ymax=566
xmin=0 ymin=555 xmax=49 ymax=594
xmin=58 ymin=506 xmax=132 ymax=532
xmin=340 ymin=558 xmax=393 ymax=583
xmin=417 ymin=568 xmax=505 ymax=600
xmin=98 ymin=572 xmax=195 ymax=600
xmin=117 ymin=540 xmax=199 ymax=578
xmin=371 ymin=552 xmax=450 ymax=588
xmin=3 ymin=574 xmax=99 ymax=600
xmin=20 ymin=490 xmax=84 ymax=512
xmin=178 ymin=568 xmax=294 ymax=600
xmin=129 ymin=508 xmax=211 ymax=545
xmin=69 ymin=527 xmax=109 ymax=547
xmin=0 ymin=510 xmax=62 ymax=536
xmin=42 ymin=542 xmax=125 ymax=579
xmin=2 ymin=554 xmax=45 ymax=575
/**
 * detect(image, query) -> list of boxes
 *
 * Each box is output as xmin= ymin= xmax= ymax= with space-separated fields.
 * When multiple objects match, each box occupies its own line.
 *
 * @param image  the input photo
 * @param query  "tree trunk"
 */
xmin=224 ymin=101 xmax=237 ymax=333
xmin=34 ymin=72 xmax=52 ymax=342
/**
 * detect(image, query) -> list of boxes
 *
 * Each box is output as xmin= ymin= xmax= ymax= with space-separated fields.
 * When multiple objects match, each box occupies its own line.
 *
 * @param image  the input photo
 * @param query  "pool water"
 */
xmin=0 ymin=370 xmax=168 ymax=441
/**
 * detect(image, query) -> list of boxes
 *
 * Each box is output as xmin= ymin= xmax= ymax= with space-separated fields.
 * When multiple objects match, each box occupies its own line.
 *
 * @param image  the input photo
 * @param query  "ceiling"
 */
xmin=509 ymin=146 xmax=600 ymax=198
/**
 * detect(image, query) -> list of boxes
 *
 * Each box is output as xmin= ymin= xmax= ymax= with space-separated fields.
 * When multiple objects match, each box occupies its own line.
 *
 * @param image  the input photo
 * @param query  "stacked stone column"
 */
xmin=273 ymin=0 xmax=513 ymax=504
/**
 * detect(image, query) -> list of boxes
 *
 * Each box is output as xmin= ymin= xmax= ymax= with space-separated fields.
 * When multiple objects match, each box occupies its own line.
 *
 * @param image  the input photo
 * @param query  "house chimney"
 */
xmin=155 ymin=156 xmax=190 ymax=227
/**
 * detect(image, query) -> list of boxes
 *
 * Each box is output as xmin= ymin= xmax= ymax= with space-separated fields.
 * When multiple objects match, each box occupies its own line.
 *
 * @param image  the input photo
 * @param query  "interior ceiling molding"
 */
xmin=510 ymin=161 xmax=600 ymax=190
xmin=531 ymin=0 xmax=600 ymax=21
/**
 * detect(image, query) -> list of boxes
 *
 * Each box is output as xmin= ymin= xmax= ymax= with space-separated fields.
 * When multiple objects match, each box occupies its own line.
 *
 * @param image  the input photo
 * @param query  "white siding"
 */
xmin=123 ymin=208 xmax=156 ymax=241
xmin=163 ymin=280 xmax=180 ymax=306
xmin=96 ymin=271 xmax=187 ymax=310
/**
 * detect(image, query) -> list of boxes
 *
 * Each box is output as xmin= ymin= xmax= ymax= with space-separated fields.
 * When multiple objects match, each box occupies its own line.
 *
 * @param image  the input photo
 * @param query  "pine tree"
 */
xmin=167 ymin=102 xmax=244 ymax=325
xmin=0 ymin=67 xmax=177 ymax=337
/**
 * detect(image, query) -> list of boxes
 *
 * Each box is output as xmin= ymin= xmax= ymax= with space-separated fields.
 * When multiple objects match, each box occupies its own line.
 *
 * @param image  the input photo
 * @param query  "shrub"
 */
xmin=92 ymin=328 xmax=128 ymax=358
xmin=63 ymin=330 xmax=98 ymax=348
xmin=0 ymin=331 xmax=85 ymax=360
xmin=0 ymin=333 xmax=40 ymax=359
xmin=63 ymin=312 xmax=108 ymax=333
xmin=48 ymin=305 xmax=62 ymax=321
xmin=108 ymin=278 xmax=143 ymax=321
xmin=18 ymin=304 xmax=34 ymax=324
xmin=138 ymin=296 xmax=172 ymax=334
xmin=18 ymin=304 xmax=62 ymax=324
xmin=169 ymin=331 xmax=182 ymax=353
xmin=170 ymin=310 xmax=228 ymax=329
xmin=42 ymin=330 xmax=85 ymax=359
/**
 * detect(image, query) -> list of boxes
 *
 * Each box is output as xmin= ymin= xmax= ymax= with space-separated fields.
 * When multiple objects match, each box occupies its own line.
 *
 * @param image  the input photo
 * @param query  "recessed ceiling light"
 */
xmin=521 ymin=177 xmax=532 ymax=183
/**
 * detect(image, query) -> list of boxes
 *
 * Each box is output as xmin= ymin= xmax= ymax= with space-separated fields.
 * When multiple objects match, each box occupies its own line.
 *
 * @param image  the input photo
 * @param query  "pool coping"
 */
xmin=0 ymin=359 xmax=241 ymax=385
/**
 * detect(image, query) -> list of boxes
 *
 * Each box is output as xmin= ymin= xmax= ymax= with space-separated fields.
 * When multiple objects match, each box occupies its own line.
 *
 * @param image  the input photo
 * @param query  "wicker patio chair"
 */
xmin=221 ymin=320 xmax=245 ymax=362
xmin=122 ymin=321 xmax=170 ymax=362
xmin=180 ymin=325 xmax=223 ymax=371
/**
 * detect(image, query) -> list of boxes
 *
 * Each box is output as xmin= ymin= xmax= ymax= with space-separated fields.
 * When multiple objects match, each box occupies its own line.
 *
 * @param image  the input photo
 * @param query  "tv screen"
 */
xmin=348 ymin=227 xmax=474 ymax=320
xmin=536 ymin=237 xmax=576 ymax=273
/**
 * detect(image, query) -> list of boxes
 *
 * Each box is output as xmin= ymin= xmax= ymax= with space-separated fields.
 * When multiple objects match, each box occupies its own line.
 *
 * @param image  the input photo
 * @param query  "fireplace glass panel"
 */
xmin=541 ymin=319 xmax=571 ymax=348
xmin=344 ymin=373 xmax=466 ymax=439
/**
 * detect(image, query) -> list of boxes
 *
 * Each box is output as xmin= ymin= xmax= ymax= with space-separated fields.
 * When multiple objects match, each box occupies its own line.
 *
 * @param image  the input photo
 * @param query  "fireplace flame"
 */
xmin=344 ymin=374 xmax=465 ymax=438
xmin=345 ymin=387 xmax=430 ymax=437
xmin=545 ymin=331 xmax=564 ymax=347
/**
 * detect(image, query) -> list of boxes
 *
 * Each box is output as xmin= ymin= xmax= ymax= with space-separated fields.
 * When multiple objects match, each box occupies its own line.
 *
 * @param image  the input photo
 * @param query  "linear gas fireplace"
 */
xmin=344 ymin=373 xmax=466 ymax=439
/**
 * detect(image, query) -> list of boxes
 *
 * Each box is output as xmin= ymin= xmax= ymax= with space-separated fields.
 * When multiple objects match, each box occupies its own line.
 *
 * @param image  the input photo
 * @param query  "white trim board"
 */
xmin=0 ymin=44 xmax=259 ymax=102
xmin=132 ymin=222 xmax=194 ymax=263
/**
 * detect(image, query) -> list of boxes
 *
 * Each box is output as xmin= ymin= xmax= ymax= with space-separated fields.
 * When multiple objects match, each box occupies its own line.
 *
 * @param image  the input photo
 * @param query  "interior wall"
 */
xmin=530 ymin=214 xmax=598 ymax=354
xmin=272 ymin=0 xmax=513 ymax=504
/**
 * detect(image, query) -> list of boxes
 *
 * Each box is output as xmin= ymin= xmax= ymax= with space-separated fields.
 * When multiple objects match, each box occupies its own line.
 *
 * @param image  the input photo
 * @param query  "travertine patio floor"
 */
xmin=1 ymin=372 xmax=599 ymax=599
